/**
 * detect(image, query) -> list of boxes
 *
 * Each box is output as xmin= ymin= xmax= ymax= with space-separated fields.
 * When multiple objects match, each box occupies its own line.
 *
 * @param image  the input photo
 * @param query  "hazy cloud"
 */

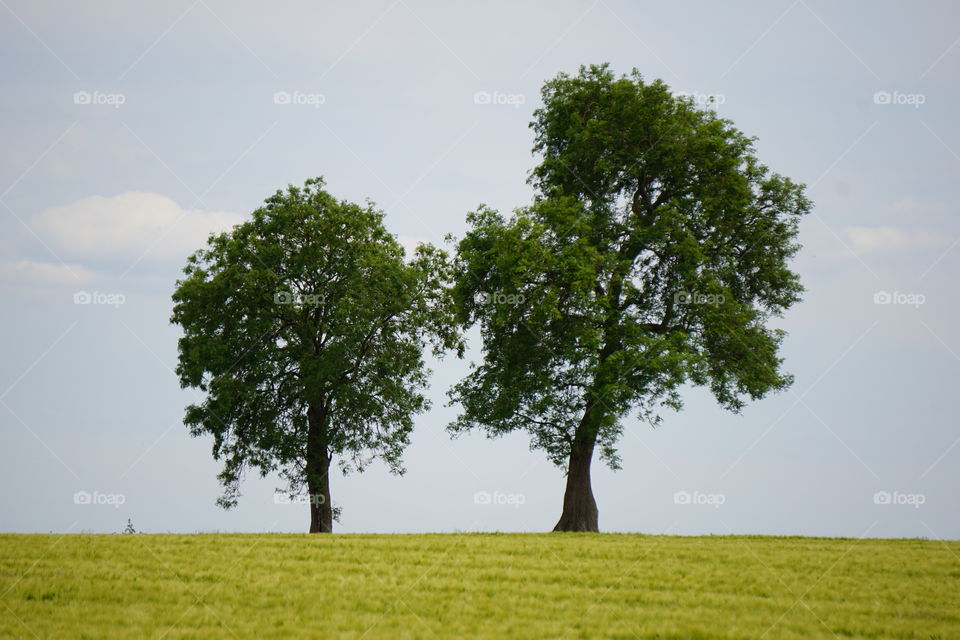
xmin=29 ymin=192 xmax=243 ymax=269
xmin=890 ymin=197 xmax=948 ymax=218
xmin=843 ymin=225 xmax=949 ymax=257
xmin=0 ymin=259 xmax=96 ymax=287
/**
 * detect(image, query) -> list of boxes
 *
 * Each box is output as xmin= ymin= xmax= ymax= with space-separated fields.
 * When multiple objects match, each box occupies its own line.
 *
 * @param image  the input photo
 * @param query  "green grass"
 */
xmin=1 ymin=533 xmax=958 ymax=639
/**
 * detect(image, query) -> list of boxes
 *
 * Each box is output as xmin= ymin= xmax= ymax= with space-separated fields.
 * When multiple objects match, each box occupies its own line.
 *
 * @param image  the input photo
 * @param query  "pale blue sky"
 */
xmin=1 ymin=0 xmax=958 ymax=537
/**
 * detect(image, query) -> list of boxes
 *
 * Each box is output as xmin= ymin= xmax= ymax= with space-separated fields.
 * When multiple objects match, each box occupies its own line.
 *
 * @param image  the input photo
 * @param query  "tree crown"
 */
xmin=172 ymin=177 xmax=458 ymax=506
xmin=449 ymin=65 xmax=811 ymax=468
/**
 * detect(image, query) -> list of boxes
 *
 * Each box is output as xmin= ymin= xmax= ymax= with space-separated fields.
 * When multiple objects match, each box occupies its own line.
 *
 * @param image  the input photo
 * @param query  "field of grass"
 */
xmin=1 ymin=533 xmax=958 ymax=639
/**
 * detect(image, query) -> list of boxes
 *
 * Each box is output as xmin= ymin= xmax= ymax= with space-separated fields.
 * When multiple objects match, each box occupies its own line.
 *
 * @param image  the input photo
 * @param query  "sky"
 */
xmin=0 ymin=0 xmax=958 ymax=538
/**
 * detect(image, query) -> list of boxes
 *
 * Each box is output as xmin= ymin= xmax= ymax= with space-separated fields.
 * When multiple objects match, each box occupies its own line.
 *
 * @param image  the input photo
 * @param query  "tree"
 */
xmin=171 ymin=177 xmax=457 ymax=533
xmin=448 ymin=65 xmax=811 ymax=532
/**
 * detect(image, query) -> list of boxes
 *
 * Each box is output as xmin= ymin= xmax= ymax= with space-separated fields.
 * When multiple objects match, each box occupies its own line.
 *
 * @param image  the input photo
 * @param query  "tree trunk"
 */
xmin=307 ymin=451 xmax=333 ymax=533
xmin=306 ymin=401 xmax=334 ymax=533
xmin=553 ymin=435 xmax=599 ymax=532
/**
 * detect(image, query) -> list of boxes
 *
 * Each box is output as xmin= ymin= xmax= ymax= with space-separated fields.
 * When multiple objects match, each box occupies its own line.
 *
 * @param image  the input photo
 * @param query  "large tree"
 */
xmin=448 ymin=65 xmax=811 ymax=532
xmin=172 ymin=177 xmax=457 ymax=532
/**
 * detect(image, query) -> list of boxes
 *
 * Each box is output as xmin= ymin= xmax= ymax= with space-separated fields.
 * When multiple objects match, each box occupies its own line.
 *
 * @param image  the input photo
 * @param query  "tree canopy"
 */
xmin=448 ymin=64 xmax=811 ymax=531
xmin=171 ymin=178 xmax=458 ymax=532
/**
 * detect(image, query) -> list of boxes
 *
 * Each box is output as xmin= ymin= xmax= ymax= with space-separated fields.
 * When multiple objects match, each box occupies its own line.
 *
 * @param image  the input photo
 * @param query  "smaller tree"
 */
xmin=171 ymin=178 xmax=458 ymax=532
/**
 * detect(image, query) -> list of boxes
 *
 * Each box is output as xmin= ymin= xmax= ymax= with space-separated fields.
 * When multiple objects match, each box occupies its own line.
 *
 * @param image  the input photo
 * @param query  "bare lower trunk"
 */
xmin=307 ymin=400 xmax=333 ymax=533
xmin=307 ymin=452 xmax=333 ymax=533
xmin=553 ymin=437 xmax=599 ymax=532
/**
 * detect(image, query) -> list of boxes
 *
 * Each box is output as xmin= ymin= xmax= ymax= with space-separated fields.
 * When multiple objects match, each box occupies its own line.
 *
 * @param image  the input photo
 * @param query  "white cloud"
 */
xmin=0 ymin=260 xmax=96 ymax=287
xmin=890 ymin=197 xmax=946 ymax=218
xmin=843 ymin=226 xmax=949 ymax=257
xmin=31 ymin=192 xmax=244 ymax=267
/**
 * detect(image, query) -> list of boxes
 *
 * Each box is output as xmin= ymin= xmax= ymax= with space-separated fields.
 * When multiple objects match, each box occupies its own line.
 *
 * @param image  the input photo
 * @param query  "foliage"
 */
xmin=449 ymin=64 xmax=811 ymax=472
xmin=171 ymin=178 xmax=459 ymax=518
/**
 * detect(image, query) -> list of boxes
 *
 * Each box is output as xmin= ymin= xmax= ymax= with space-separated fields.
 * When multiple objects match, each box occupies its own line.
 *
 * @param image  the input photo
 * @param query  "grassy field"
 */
xmin=1 ymin=533 xmax=958 ymax=639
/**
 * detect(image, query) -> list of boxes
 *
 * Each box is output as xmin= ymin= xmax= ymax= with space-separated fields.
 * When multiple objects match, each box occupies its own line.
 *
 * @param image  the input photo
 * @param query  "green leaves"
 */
xmin=171 ymin=177 xmax=457 ymax=509
xmin=450 ymin=64 xmax=811 ymax=469
xmin=171 ymin=64 xmax=811 ymax=529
